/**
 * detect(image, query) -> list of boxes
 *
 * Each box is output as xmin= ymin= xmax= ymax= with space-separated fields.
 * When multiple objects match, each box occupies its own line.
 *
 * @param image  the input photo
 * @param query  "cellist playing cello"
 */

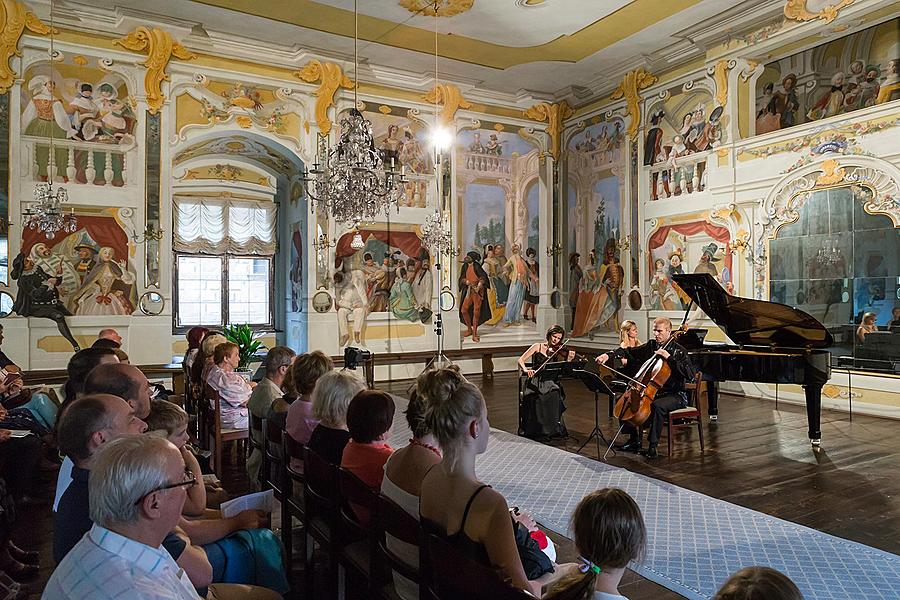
xmin=595 ymin=317 xmax=695 ymax=459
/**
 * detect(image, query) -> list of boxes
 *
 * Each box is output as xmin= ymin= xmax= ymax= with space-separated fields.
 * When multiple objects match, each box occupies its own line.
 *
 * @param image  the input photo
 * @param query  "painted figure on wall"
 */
xmin=523 ymin=247 xmax=539 ymax=323
xmin=70 ymin=247 xmax=137 ymax=316
xmin=568 ymin=252 xmax=582 ymax=331
xmin=502 ymin=244 xmax=529 ymax=327
xmin=755 ymin=17 xmax=898 ymax=133
xmin=390 ymin=266 xmax=420 ymax=322
xmin=29 ymin=242 xmax=80 ymax=301
xmin=409 ymin=252 xmax=433 ymax=320
xmin=458 ymin=251 xmax=492 ymax=343
xmin=334 ymin=269 xmax=368 ymax=347
xmin=290 ymin=222 xmax=303 ymax=312
xmin=363 ymin=107 xmax=432 ymax=208
xmin=10 ymin=253 xmax=80 ymax=351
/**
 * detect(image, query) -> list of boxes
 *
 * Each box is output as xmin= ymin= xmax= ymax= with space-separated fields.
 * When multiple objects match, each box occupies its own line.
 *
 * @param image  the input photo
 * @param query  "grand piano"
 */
xmin=671 ymin=273 xmax=832 ymax=445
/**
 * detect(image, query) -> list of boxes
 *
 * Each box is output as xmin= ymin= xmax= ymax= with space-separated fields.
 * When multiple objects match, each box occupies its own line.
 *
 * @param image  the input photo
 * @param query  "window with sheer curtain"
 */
xmin=173 ymin=195 xmax=276 ymax=330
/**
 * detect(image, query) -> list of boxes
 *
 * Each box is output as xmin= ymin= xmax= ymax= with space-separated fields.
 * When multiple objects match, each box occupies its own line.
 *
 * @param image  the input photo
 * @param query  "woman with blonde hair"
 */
xmin=856 ymin=311 xmax=878 ymax=344
xmin=306 ymin=370 xmax=366 ymax=465
xmin=618 ymin=320 xmax=639 ymax=349
xmin=418 ymin=367 xmax=573 ymax=596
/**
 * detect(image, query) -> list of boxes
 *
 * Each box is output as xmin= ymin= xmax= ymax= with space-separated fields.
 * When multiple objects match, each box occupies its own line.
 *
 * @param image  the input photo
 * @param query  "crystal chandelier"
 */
xmin=25 ymin=0 xmax=76 ymax=240
xmin=814 ymin=196 xmax=843 ymax=269
xmin=300 ymin=0 xmax=406 ymax=226
xmin=421 ymin=210 xmax=453 ymax=254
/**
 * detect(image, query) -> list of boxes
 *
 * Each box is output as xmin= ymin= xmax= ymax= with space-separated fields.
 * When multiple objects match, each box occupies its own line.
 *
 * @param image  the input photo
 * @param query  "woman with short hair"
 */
xmin=205 ymin=342 xmax=252 ymax=430
xmin=306 ymin=370 xmax=367 ymax=465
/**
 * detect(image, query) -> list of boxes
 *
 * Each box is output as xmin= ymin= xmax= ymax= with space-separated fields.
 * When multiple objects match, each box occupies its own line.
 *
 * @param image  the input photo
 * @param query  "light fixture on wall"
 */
xmin=312 ymin=231 xmax=337 ymax=252
xmin=300 ymin=0 xmax=406 ymax=226
xmin=545 ymin=242 xmax=562 ymax=257
xmin=421 ymin=210 xmax=453 ymax=255
xmin=130 ymin=222 xmax=164 ymax=244
xmin=23 ymin=0 xmax=76 ymax=240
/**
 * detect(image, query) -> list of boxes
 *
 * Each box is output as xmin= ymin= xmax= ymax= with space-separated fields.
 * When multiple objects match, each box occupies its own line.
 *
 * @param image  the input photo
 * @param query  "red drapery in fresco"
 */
xmin=334 ymin=229 xmax=424 ymax=268
xmin=21 ymin=215 xmax=130 ymax=262
xmin=648 ymin=221 xmax=732 ymax=275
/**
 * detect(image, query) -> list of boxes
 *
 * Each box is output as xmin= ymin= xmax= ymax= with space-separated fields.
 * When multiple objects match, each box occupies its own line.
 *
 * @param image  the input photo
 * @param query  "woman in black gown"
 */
xmin=517 ymin=325 xmax=577 ymax=439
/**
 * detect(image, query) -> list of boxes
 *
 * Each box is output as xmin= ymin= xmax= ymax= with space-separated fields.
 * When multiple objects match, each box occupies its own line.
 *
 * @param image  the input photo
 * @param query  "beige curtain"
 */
xmin=174 ymin=195 xmax=276 ymax=255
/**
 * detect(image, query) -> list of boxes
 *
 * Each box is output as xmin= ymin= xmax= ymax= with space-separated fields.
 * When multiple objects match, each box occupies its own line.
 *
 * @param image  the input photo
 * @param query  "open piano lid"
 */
xmin=671 ymin=273 xmax=833 ymax=348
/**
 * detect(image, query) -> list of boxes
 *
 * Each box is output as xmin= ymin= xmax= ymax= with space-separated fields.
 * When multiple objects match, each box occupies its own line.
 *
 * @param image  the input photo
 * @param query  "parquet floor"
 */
xmin=20 ymin=371 xmax=900 ymax=599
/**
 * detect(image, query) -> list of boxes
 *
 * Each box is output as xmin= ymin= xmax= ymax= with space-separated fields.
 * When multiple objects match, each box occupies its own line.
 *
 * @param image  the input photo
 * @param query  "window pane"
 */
xmin=228 ymin=257 xmax=270 ymax=325
xmin=176 ymin=255 xmax=222 ymax=327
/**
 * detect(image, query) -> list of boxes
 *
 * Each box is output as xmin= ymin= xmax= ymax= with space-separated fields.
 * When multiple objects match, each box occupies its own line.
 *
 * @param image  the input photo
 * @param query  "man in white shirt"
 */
xmin=44 ymin=435 xmax=201 ymax=599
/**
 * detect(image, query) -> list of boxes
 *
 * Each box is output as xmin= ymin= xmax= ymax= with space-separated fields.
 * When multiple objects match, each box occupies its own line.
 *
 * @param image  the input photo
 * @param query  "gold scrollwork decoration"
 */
xmin=114 ymin=27 xmax=196 ymax=114
xmin=294 ymin=60 xmax=354 ymax=135
xmin=523 ymin=100 xmax=574 ymax=162
xmin=423 ymin=83 xmax=472 ymax=128
xmin=710 ymin=59 xmax=734 ymax=108
xmin=0 ymin=0 xmax=54 ymax=93
xmin=815 ymin=158 xmax=846 ymax=185
xmin=784 ymin=0 xmax=856 ymax=24
xmin=399 ymin=0 xmax=474 ymax=17
xmin=610 ymin=66 xmax=658 ymax=141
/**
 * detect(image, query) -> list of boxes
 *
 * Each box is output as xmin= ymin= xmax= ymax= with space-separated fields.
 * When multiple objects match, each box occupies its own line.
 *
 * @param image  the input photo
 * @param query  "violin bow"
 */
xmin=531 ymin=337 xmax=571 ymax=377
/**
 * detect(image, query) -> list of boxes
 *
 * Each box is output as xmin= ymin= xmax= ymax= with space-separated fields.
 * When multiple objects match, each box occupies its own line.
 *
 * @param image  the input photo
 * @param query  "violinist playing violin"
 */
xmin=517 ymin=325 xmax=575 ymax=440
xmin=596 ymin=317 xmax=694 ymax=459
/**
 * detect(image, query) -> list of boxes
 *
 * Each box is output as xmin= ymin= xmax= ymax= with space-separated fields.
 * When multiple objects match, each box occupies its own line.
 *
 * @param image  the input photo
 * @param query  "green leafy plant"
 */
xmin=223 ymin=324 xmax=263 ymax=371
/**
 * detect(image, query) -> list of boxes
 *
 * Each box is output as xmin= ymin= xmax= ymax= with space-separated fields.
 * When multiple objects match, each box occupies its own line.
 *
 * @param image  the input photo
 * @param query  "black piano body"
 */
xmin=671 ymin=273 xmax=832 ymax=445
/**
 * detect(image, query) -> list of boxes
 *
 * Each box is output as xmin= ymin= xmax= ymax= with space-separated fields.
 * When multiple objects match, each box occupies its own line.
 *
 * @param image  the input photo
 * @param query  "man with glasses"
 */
xmin=247 ymin=346 xmax=295 ymax=485
xmin=53 ymin=394 xmax=147 ymax=562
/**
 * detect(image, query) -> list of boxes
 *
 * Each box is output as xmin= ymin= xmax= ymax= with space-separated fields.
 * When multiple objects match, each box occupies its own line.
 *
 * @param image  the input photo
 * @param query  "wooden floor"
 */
xmin=19 ymin=372 xmax=900 ymax=599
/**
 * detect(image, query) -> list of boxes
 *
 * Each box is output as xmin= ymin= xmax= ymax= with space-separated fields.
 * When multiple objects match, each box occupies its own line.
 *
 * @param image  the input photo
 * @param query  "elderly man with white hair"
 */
xmin=43 ymin=435 xmax=282 ymax=600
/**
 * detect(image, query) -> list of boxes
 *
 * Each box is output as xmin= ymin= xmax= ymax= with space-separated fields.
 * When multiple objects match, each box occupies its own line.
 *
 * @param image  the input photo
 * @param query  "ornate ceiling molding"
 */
xmin=114 ymin=26 xmax=196 ymax=114
xmin=422 ymin=83 xmax=472 ymax=128
xmin=399 ymin=0 xmax=474 ymax=17
xmin=609 ymin=67 xmax=657 ymax=141
xmin=0 ymin=0 xmax=54 ymax=93
xmin=293 ymin=60 xmax=354 ymax=135
xmin=783 ymin=0 xmax=856 ymax=24
xmin=523 ymin=100 xmax=573 ymax=162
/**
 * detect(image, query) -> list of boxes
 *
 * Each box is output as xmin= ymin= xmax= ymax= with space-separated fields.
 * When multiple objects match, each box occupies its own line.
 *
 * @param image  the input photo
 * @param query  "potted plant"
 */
xmin=223 ymin=324 xmax=263 ymax=373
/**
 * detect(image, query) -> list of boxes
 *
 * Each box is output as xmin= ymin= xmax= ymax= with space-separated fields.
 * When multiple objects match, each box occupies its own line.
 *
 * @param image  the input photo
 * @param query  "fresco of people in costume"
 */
xmin=22 ymin=61 xmax=136 ymax=186
xmin=16 ymin=211 xmax=138 ymax=318
xmin=331 ymin=228 xmax=431 ymax=347
xmin=754 ymin=17 xmax=898 ymax=135
xmin=646 ymin=221 xmax=732 ymax=311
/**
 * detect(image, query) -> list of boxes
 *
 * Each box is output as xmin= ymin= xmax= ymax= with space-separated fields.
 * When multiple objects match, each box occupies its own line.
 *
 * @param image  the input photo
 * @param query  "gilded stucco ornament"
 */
xmin=523 ymin=100 xmax=573 ymax=162
xmin=610 ymin=66 xmax=657 ymax=141
xmin=783 ymin=0 xmax=856 ymax=24
xmin=0 ymin=0 xmax=54 ymax=93
xmin=399 ymin=0 xmax=474 ymax=17
xmin=114 ymin=27 xmax=196 ymax=114
xmin=294 ymin=60 xmax=354 ymax=135
xmin=422 ymin=83 xmax=472 ymax=128
xmin=708 ymin=59 xmax=735 ymax=107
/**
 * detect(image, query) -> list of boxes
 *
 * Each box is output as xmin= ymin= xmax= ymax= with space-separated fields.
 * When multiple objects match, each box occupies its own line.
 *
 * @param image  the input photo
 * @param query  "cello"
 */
xmin=611 ymin=326 xmax=687 ymax=429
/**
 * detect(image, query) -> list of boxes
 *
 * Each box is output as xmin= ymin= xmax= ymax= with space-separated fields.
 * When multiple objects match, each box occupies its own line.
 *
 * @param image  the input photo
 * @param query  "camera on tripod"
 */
xmin=343 ymin=346 xmax=372 ymax=370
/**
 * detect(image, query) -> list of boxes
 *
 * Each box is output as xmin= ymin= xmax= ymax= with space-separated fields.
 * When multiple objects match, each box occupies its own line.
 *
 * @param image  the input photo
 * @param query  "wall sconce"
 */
xmin=545 ymin=242 xmax=562 ymax=257
xmin=131 ymin=222 xmax=164 ymax=244
xmin=615 ymin=235 xmax=632 ymax=252
xmin=313 ymin=232 xmax=337 ymax=252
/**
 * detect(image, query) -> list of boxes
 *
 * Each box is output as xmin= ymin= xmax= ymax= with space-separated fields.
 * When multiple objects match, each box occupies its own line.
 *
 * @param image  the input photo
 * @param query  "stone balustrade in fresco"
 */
xmin=648 ymin=149 xmax=709 ymax=200
xmin=24 ymin=137 xmax=132 ymax=188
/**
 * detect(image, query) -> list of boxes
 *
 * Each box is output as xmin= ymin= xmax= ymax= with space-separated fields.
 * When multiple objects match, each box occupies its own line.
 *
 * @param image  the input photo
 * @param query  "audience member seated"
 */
xmin=53 ymin=347 xmax=120 ymax=513
xmin=0 ymin=324 xmax=58 ymax=431
xmin=53 ymin=394 xmax=148 ymax=562
xmin=145 ymin=400 xmax=211 ymax=517
xmin=44 ymin=435 xmax=283 ymax=600
xmin=97 ymin=328 xmax=122 ymax=346
xmin=247 ymin=346 xmax=295 ymax=484
xmin=381 ymin=380 xmax=443 ymax=600
xmin=183 ymin=327 xmax=210 ymax=395
xmin=205 ymin=342 xmax=253 ymax=430
xmin=83 ymin=363 xmax=153 ymax=422
xmin=889 ymin=307 xmax=900 ymax=332
xmin=195 ymin=333 xmax=228 ymax=389
xmin=544 ymin=488 xmax=646 ymax=600
xmin=0 ymin=379 xmax=52 ymax=440
xmin=283 ymin=351 xmax=333 ymax=468
xmin=0 ymin=408 xmax=43 ymax=507
xmin=712 ymin=566 xmax=804 ymax=600
xmin=418 ymin=367 xmax=573 ymax=597
xmin=342 ymin=390 xmax=395 ymax=523
xmin=856 ymin=312 xmax=878 ymax=344
xmin=0 ymin=435 xmax=41 ymax=588
xmin=307 ymin=370 xmax=366 ymax=466
xmin=91 ymin=337 xmax=121 ymax=350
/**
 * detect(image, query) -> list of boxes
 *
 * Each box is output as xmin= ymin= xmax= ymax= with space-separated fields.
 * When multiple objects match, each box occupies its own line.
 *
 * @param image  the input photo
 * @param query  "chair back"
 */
xmin=303 ymin=447 xmax=340 ymax=521
xmin=265 ymin=419 xmax=286 ymax=496
xmin=376 ymin=494 xmax=421 ymax=584
xmin=685 ymin=371 xmax=703 ymax=411
xmin=284 ymin=432 xmax=305 ymax=481
xmin=424 ymin=533 xmax=533 ymax=600
xmin=338 ymin=467 xmax=380 ymax=541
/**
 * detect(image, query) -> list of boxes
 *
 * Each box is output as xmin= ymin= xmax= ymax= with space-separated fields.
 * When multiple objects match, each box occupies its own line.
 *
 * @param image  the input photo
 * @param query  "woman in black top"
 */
xmin=307 ymin=370 xmax=366 ymax=465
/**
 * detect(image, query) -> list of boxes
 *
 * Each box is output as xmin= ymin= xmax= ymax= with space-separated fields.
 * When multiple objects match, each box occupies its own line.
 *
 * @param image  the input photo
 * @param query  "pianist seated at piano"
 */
xmin=856 ymin=312 xmax=878 ymax=344
xmin=596 ymin=317 xmax=695 ymax=459
xmin=517 ymin=325 xmax=577 ymax=439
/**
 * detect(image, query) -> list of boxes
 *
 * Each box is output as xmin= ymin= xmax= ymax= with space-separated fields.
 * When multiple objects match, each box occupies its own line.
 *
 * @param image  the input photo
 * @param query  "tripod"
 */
xmin=574 ymin=369 xmax=615 ymax=460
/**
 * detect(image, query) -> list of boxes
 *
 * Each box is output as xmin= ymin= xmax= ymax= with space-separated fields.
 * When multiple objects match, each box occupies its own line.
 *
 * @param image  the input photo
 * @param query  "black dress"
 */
xmin=520 ymin=350 xmax=567 ymax=439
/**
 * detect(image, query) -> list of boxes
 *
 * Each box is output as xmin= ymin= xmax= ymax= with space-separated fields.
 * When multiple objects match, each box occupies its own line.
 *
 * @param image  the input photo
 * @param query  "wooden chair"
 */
xmin=336 ymin=468 xmax=380 ymax=597
xmin=303 ymin=447 xmax=341 ymax=598
xmin=664 ymin=371 xmax=705 ymax=457
xmin=422 ymin=532 xmax=534 ymax=600
xmin=264 ymin=420 xmax=291 ymax=569
xmin=249 ymin=413 xmax=267 ymax=490
xmin=201 ymin=383 xmax=249 ymax=478
xmin=281 ymin=432 xmax=307 ymax=587
xmin=375 ymin=494 xmax=421 ymax=600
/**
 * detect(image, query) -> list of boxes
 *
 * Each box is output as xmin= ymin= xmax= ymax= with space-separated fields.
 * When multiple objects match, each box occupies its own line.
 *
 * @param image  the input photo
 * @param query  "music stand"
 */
xmin=573 ymin=369 xmax=615 ymax=459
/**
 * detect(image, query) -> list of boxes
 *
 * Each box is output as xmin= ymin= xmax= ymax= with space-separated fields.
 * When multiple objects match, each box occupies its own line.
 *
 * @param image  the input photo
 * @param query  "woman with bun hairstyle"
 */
xmin=418 ymin=367 xmax=573 ymax=596
xmin=712 ymin=567 xmax=803 ymax=600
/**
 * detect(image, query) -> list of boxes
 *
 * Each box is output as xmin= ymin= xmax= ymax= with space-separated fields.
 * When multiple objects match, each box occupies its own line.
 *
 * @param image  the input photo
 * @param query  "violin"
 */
xmin=611 ymin=327 xmax=687 ymax=429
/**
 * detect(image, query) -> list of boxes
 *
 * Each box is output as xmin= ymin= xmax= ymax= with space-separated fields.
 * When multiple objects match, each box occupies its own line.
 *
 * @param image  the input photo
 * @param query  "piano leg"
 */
xmin=707 ymin=381 xmax=719 ymax=421
xmin=805 ymin=383 xmax=823 ymax=445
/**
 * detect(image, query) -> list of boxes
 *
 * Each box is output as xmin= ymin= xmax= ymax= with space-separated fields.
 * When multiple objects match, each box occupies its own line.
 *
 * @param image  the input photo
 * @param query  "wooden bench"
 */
xmin=22 ymin=363 xmax=185 ymax=392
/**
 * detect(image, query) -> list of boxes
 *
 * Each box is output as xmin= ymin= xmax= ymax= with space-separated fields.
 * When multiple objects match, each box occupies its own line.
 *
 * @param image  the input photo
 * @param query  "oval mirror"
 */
xmin=138 ymin=291 xmax=165 ymax=316
xmin=550 ymin=289 xmax=561 ymax=309
xmin=0 ymin=291 xmax=12 ymax=317
xmin=312 ymin=289 xmax=333 ymax=313
xmin=439 ymin=287 xmax=455 ymax=311
xmin=628 ymin=289 xmax=643 ymax=311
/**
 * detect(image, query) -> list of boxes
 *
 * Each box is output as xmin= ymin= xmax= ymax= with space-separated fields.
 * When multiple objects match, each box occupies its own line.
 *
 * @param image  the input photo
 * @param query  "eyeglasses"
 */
xmin=134 ymin=468 xmax=197 ymax=505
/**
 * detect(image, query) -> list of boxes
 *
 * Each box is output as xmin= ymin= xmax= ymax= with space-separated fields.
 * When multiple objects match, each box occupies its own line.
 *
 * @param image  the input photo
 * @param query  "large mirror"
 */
xmin=138 ymin=291 xmax=165 ymax=315
xmin=768 ymin=185 xmax=900 ymax=373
